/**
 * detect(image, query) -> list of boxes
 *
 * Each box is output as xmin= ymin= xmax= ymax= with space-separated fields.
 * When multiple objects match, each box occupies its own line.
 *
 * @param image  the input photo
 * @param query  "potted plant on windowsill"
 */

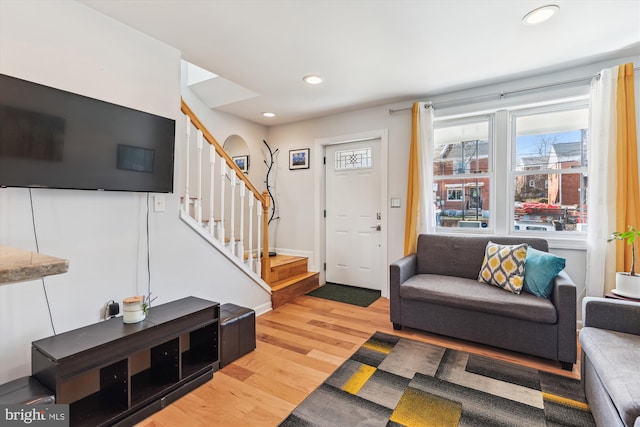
xmin=608 ymin=225 xmax=640 ymax=299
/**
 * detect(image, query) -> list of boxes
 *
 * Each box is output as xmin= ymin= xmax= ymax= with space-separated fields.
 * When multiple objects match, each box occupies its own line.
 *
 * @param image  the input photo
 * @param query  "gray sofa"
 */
xmin=580 ymin=297 xmax=640 ymax=427
xmin=390 ymin=234 xmax=577 ymax=370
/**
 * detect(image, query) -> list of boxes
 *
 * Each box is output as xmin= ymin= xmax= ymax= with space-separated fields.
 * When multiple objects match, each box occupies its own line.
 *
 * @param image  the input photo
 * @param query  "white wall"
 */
xmin=266 ymin=54 xmax=640 ymax=320
xmin=0 ymin=0 xmax=270 ymax=384
xmin=267 ymin=106 xmax=410 ymax=276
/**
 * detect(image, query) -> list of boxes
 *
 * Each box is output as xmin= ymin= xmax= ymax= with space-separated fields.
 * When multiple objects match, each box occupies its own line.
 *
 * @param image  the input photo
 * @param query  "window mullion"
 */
xmin=494 ymin=110 xmax=509 ymax=235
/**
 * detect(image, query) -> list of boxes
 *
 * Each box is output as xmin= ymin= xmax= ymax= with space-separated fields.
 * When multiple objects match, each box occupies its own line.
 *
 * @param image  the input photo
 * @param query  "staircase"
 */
xmin=268 ymin=255 xmax=319 ymax=308
xmin=179 ymin=99 xmax=319 ymax=309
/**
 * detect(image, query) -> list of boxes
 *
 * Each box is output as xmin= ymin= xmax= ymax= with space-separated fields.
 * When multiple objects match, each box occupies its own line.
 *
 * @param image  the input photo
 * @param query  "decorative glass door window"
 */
xmin=335 ymin=147 xmax=373 ymax=170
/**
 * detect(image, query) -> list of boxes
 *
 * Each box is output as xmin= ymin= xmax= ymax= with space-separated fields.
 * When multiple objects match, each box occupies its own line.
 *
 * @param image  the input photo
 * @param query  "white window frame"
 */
xmin=429 ymin=97 xmax=589 ymax=246
xmin=433 ymin=114 xmax=494 ymax=233
xmin=447 ymin=189 xmax=463 ymax=201
xmin=509 ymin=100 xmax=589 ymax=239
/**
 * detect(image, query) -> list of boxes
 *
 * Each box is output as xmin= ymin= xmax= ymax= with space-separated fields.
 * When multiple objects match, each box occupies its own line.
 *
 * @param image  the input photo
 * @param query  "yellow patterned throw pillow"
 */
xmin=478 ymin=241 xmax=528 ymax=294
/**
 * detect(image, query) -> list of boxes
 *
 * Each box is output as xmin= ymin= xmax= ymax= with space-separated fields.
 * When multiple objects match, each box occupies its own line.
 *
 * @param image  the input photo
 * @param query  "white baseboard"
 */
xmin=254 ymin=301 xmax=272 ymax=317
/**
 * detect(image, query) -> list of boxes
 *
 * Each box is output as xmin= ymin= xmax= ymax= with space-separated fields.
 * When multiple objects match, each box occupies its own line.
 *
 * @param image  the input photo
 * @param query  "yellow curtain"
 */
xmin=615 ymin=63 xmax=640 ymax=273
xmin=404 ymin=102 xmax=421 ymax=255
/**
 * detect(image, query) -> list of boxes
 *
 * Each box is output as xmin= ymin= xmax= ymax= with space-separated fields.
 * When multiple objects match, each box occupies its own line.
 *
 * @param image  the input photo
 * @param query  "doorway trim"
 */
xmin=313 ymin=129 xmax=389 ymax=297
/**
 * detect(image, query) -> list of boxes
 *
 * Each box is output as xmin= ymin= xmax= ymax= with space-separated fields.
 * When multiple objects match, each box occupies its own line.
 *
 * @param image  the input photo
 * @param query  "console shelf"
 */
xmin=32 ymin=296 xmax=219 ymax=427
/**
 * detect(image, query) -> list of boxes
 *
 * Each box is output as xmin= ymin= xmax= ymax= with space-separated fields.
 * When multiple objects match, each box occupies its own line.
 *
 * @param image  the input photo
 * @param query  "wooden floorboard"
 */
xmin=136 ymin=295 xmax=580 ymax=427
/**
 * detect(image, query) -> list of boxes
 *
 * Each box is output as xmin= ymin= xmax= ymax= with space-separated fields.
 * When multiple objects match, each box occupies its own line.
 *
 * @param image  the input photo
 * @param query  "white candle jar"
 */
xmin=123 ymin=296 xmax=146 ymax=323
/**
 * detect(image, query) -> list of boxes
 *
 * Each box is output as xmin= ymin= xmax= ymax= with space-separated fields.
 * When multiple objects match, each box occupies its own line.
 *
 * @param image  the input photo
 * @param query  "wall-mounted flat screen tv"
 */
xmin=0 ymin=74 xmax=176 ymax=193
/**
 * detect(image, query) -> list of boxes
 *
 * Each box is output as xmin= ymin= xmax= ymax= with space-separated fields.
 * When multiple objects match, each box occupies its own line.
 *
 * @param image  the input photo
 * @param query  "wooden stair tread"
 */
xmin=270 ymin=271 xmax=318 ymax=292
xmin=270 ymin=255 xmax=307 ymax=268
xmin=266 ymin=255 xmax=309 ymax=284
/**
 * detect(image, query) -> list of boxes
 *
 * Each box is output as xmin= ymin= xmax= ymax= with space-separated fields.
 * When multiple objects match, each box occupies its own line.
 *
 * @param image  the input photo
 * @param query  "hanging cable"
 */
xmin=29 ymin=189 xmax=56 ymax=335
xmin=144 ymin=194 xmax=156 ymax=309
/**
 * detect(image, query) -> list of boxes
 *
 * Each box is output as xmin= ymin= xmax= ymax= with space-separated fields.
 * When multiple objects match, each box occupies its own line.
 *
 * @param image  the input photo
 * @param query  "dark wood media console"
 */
xmin=31 ymin=296 xmax=220 ymax=427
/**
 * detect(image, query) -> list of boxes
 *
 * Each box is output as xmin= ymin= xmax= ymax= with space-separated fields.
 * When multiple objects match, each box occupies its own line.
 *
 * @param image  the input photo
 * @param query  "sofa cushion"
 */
xmin=580 ymin=327 xmax=640 ymax=427
xmin=478 ymin=242 xmax=528 ymax=294
xmin=400 ymin=274 xmax=557 ymax=324
xmin=523 ymin=247 xmax=566 ymax=298
xmin=416 ymin=234 xmax=549 ymax=279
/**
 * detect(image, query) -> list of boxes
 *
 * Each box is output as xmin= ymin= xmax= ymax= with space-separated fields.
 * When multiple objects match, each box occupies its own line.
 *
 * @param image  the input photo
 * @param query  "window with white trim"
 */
xmin=430 ymin=99 xmax=589 ymax=237
xmin=433 ymin=115 xmax=493 ymax=230
xmin=511 ymin=103 xmax=589 ymax=233
xmin=447 ymin=189 xmax=463 ymax=201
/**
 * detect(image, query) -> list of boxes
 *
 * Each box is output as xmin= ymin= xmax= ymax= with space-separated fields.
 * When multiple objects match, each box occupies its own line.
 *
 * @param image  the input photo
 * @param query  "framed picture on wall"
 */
xmin=233 ymin=155 xmax=249 ymax=173
xmin=289 ymin=148 xmax=310 ymax=170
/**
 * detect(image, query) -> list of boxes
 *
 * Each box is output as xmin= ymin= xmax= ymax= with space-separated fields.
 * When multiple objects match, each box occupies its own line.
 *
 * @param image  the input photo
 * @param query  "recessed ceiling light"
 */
xmin=262 ymin=112 xmax=276 ymax=118
xmin=522 ymin=5 xmax=559 ymax=25
xmin=303 ymin=74 xmax=324 ymax=85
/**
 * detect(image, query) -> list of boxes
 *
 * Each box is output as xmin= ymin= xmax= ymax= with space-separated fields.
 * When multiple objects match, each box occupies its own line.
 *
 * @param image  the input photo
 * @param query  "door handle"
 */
xmin=370 ymin=224 xmax=381 ymax=231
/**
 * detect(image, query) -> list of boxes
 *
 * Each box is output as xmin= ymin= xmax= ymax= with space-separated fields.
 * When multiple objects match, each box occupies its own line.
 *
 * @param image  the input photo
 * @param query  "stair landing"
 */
xmin=268 ymin=255 xmax=319 ymax=308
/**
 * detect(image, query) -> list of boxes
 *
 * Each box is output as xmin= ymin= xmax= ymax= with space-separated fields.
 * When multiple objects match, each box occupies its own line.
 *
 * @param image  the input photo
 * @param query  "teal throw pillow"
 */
xmin=523 ymin=247 xmax=566 ymax=298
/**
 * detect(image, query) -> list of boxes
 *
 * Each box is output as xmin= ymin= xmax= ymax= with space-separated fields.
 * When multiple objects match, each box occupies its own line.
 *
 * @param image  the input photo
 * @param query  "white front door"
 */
xmin=325 ymin=139 xmax=383 ymax=290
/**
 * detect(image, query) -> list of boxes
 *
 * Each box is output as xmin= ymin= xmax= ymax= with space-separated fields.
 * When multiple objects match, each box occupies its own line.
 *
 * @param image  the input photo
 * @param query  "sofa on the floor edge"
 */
xmin=580 ymin=297 xmax=640 ymax=427
xmin=390 ymin=234 xmax=577 ymax=370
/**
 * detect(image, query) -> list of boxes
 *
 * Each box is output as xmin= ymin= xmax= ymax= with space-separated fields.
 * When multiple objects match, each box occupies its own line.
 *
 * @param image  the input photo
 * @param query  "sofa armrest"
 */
xmin=583 ymin=297 xmax=640 ymax=336
xmin=389 ymin=253 xmax=417 ymax=324
xmin=552 ymin=270 xmax=577 ymax=364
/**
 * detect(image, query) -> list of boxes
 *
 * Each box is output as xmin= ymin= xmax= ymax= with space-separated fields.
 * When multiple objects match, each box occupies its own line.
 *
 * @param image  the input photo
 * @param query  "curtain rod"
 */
xmin=388 ymin=66 xmax=640 ymax=114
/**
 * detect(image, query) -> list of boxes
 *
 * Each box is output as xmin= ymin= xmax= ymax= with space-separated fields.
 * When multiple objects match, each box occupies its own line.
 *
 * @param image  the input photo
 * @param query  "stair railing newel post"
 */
xmin=256 ymin=198 xmax=262 ymax=278
xmin=195 ymin=130 xmax=203 ymax=225
xmin=262 ymin=190 xmax=271 ymax=283
xmin=208 ymin=143 xmax=215 ymax=236
xmin=183 ymin=116 xmax=191 ymax=214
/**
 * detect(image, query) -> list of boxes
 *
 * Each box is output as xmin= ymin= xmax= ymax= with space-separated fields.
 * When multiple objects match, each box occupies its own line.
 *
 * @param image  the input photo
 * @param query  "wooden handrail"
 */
xmin=181 ymin=99 xmax=271 ymax=283
xmin=180 ymin=99 xmax=266 ymax=205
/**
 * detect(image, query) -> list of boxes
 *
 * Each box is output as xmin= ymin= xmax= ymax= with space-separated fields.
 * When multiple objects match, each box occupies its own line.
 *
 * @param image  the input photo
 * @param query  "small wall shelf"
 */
xmin=31 ymin=296 xmax=219 ymax=427
xmin=0 ymin=246 xmax=69 ymax=285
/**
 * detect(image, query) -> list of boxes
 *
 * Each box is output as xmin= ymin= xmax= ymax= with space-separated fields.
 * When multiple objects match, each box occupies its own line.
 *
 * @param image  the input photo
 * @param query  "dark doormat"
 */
xmin=306 ymin=282 xmax=381 ymax=307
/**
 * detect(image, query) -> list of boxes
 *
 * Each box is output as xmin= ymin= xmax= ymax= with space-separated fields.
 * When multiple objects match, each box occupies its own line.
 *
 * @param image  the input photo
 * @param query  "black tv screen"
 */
xmin=0 ymin=74 xmax=175 ymax=193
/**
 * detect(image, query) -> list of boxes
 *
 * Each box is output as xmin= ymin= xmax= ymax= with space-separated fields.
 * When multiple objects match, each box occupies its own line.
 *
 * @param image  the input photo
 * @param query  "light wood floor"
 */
xmin=136 ymin=295 xmax=580 ymax=427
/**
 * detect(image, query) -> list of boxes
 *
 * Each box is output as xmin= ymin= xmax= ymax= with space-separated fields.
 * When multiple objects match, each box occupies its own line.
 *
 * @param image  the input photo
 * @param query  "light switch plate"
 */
xmin=154 ymin=194 xmax=166 ymax=212
xmin=391 ymin=198 xmax=401 ymax=208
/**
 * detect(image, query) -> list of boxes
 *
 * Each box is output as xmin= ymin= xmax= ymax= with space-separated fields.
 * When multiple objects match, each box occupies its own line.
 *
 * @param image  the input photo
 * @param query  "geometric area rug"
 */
xmin=279 ymin=331 xmax=595 ymax=427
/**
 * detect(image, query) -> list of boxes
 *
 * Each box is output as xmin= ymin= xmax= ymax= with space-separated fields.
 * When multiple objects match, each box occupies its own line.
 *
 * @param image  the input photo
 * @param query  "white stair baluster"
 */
xmin=183 ymin=115 xmax=191 ymax=214
xmin=248 ymin=195 xmax=254 ymax=271
xmin=218 ymin=162 xmax=226 ymax=243
xmin=229 ymin=173 xmax=236 ymax=254
xmin=208 ymin=143 xmax=216 ymax=236
xmin=238 ymin=181 xmax=245 ymax=259
xmin=195 ymin=130 xmax=203 ymax=225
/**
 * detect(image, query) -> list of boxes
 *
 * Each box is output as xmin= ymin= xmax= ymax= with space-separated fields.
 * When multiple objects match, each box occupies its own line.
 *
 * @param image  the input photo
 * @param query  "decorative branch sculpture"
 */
xmin=263 ymin=139 xmax=280 ymax=225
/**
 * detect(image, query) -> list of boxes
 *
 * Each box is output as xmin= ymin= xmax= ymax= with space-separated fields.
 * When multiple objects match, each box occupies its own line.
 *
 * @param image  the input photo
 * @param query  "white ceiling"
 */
xmin=78 ymin=0 xmax=640 ymax=126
